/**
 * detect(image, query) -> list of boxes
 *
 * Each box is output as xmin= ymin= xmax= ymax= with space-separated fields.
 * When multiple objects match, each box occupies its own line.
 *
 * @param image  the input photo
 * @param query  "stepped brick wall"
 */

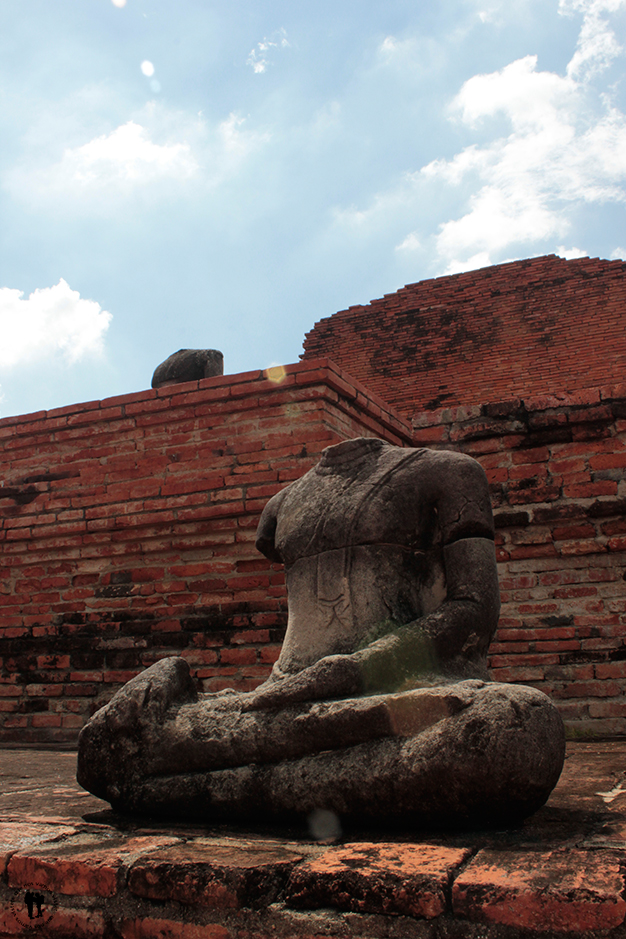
xmin=0 ymin=359 xmax=411 ymax=744
xmin=302 ymin=255 xmax=626 ymax=419
xmin=413 ymin=383 xmax=626 ymax=737
xmin=1 ymin=357 xmax=626 ymax=742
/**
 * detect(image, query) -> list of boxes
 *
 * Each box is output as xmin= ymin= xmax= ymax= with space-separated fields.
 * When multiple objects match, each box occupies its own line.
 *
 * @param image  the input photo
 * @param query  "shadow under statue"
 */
xmin=77 ymin=438 xmax=565 ymax=827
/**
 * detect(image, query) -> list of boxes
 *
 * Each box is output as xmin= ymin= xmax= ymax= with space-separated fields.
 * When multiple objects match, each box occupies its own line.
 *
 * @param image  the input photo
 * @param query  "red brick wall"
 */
xmin=302 ymin=255 xmax=626 ymax=419
xmin=412 ymin=384 xmax=626 ymax=737
xmin=0 ymin=359 xmax=411 ymax=744
xmin=2 ymin=355 xmax=625 ymax=742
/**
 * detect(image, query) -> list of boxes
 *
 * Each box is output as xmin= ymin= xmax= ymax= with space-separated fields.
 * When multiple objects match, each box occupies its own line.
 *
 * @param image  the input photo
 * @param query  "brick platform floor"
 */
xmin=1 ymin=741 xmax=626 ymax=938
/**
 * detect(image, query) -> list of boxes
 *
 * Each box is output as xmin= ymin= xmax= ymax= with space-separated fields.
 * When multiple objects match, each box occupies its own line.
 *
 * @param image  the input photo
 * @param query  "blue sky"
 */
xmin=1 ymin=0 xmax=626 ymax=417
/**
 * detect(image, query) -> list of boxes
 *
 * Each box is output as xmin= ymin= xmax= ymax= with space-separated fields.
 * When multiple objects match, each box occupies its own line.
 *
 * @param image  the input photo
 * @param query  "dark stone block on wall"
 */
xmin=151 ymin=349 xmax=224 ymax=388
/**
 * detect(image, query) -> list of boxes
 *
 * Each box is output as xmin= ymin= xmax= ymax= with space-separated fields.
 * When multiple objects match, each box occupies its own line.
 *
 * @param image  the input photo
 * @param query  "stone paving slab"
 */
xmin=8 ymin=831 xmax=184 ymax=899
xmin=1 ymin=741 xmax=626 ymax=937
xmin=287 ymin=843 xmax=473 ymax=919
xmin=452 ymin=847 xmax=626 ymax=933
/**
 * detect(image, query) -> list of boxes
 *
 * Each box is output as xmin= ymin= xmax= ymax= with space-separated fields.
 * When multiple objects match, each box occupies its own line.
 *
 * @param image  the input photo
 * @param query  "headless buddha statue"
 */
xmin=77 ymin=438 xmax=565 ymax=825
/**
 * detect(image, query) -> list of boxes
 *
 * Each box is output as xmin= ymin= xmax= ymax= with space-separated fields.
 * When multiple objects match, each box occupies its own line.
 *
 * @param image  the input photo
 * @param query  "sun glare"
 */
xmin=141 ymin=60 xmax=155 ymax=77
xmin=266 ymin=364 xmax=287 ymax=384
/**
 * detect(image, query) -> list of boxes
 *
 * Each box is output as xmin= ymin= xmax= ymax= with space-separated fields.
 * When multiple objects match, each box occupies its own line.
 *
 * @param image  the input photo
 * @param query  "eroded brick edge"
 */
xmin=1 ymin=817 xmax=626 ymax=938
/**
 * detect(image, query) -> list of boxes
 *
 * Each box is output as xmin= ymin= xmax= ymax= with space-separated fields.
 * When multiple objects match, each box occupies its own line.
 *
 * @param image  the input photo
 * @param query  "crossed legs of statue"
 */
xmin=77 ymin=656 xmax=565 ymax=826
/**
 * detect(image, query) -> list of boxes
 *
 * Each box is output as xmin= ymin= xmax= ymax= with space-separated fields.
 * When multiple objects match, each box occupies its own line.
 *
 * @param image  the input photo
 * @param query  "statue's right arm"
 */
xmin=351 ymin=536 xmax=500 ymax=692
xmin=255 ymin=487 xmax=289 ymax=564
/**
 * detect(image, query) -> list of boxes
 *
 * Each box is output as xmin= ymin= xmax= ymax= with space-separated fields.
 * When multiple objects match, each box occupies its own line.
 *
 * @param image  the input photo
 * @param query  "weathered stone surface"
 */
xmin=78 ymin=438 xmax=565 ymax=826
xmin=287 ymin=842 xmax=472 ymax=918
xmin=0 ymin=821 xmax=77 ymax=876
xmin=151 ymin=348 xmax=223 ymax=388
xmin=128 ymin=838 xmax=304 ymax=908
xmin=452 ymin=847 xmax=626 ymax=932
xmin=78 ymin=662 xmax=564 ymax=826
xmin=7 ymin=832 xmax=181 ymax=897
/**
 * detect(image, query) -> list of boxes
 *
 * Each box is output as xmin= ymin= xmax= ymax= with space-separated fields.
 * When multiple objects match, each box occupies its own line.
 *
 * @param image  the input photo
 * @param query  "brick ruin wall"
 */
xmin=1 ymin=360 xmax=626 ymax=742
xmin=302 ymin=255 xmax=626 ymax=418
xmin=0 ymin=360 xmax=411 ymax=744
xmin=413 ymin=384 xmax=626 ymax=738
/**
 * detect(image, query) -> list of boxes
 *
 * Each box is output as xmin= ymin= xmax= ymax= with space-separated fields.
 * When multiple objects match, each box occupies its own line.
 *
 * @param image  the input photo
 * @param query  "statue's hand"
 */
xmin=242 ymin=653 xmax=363 ymax=711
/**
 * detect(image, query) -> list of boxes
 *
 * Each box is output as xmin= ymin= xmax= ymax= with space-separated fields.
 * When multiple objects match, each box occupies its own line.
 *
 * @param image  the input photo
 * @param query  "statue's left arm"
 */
xmin=355 ymin=534 xmax=500 ymax=694
xmin=383 ymin=449 xmax=500 ymax=673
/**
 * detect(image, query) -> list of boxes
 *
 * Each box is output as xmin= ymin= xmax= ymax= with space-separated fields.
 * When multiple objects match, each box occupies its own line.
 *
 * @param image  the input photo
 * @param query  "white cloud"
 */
xmin=395 ymin=231 xmax=421 ymax=252
xmin=207 ymin=112 xmax=271 ymax=180
xmin=59 ymin=121 xmax=197 ymax=186
xmin=443 ymin=252 xmax=492 ymax=275
xmin=329 ymin=0 xmax=626 ymax=275
xmin=380 ymin=36 xmax=398 ymax=55
xmin=378 ymin=35 xmax=419 ymax=60
xmin=247 ymin=28 xmax=290 ymax=73
xmin=418 ymin=1 xmax=626 ymax=272
xmin=557 ymin=245 xmax=588 ymax=257
xmin=4 ymin=103 xmax=269 ymax=211
xmin=448 ymin=56 xmax=576 ymax=131
xmin=0 ymin=280 xmax=112 ymax=368
xmin=610 ymin=246 xmax=626 ymax=257
xmin=375 ymin=32 xmax=441 ymax=75
xmin=560 ymin=0 xmax=626 ymax=80
xmin=463 ymin=0 xmax=523 ymax=25
xmin=333 ymin=183 xmax=413 ymax=232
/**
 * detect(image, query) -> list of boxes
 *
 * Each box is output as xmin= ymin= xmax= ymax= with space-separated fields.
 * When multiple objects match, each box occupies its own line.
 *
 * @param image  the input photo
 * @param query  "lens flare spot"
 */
xmin=308 ymin=808 xmax=342 ymax=842
xmin=150 ymin=79 xmax=161 ymax=93
xmin=266 ymin=364 xmax=287 ymax=384
xmin=141 ymin=60 xmax=155 ymax=77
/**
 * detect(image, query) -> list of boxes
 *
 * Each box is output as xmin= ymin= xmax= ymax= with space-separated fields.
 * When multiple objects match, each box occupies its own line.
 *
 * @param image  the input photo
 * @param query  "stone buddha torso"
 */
xmin=256 ymin=437 xmax=490 ymax=675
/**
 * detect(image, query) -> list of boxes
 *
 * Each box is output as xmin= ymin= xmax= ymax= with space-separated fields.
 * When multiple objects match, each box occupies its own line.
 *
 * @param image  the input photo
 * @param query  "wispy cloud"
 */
xmin=247 ymin=28 xmax=290 ymax=74
xmin=4 ymin=104 xmax=269 ymax=211
xmin=419 ymin=0 xmax=626 ymax=272
xmin=378 ymin=35 xmax=418 ymax=60
xmin=0 ymin=279 xmax=112 ymax=368
xmin=396 ymin=232 xmax=421 ymax=252
xmin=328 ymin=0 xmax=626 ymax=276
xmin=561 ymin=0 xmax=625 ymax=80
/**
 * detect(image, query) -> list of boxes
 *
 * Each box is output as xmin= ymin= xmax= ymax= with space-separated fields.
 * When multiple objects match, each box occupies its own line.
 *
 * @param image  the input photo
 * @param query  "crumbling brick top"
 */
xmin=303 ymin=254 xmax=626 ymax=419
